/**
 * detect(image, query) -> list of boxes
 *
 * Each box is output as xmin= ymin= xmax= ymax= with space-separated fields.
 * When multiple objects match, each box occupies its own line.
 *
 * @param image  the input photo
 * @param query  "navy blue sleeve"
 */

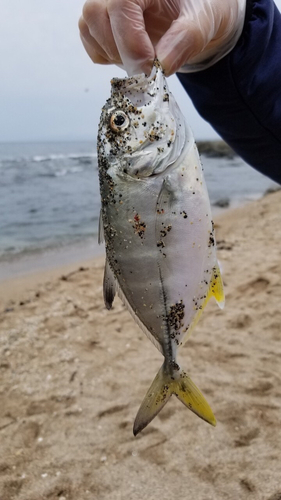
xmin=177 ymin=0 xmax=281 ymax=184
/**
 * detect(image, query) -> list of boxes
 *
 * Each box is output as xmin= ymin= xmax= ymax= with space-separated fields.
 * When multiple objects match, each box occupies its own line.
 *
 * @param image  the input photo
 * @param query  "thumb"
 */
xmin=108 ymin=0 xmax=155 ymax=76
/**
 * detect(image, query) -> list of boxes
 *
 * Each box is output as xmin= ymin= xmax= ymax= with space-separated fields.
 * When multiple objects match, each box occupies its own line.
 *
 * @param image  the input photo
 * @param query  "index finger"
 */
xmin=107 ymin=0 xmax=155 ymax=76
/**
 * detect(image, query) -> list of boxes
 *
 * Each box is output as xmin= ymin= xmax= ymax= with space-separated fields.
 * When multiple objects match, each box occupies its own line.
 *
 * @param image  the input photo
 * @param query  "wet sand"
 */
xmin=0 ymin=191 xmax=281 ymax=500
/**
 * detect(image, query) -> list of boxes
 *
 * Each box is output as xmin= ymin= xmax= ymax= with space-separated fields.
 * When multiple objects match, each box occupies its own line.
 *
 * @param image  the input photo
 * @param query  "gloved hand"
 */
xmin=79 ymin=0 xmax=246 ymax=77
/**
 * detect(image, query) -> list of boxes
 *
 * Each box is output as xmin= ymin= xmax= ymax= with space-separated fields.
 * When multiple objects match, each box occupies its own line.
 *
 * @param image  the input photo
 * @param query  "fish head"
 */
xmin=97 ymin=61 xmax=189 ymax=179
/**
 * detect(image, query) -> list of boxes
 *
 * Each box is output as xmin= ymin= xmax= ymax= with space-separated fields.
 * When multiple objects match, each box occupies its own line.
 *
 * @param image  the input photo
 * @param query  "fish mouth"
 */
xmin=110 ymin=61 xmax=165 ymax=108
xmin=111 ymin=58 xmax=161 ymax=88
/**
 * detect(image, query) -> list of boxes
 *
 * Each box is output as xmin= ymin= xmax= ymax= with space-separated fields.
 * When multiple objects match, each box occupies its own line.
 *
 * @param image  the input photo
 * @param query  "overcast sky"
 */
xmin=1 ymin=0 xmax=281 ymax=143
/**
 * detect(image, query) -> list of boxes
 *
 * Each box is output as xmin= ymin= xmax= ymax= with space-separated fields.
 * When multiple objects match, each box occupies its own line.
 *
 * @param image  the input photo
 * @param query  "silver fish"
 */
xmin=97 ymin=61 xmax=225 ymax=435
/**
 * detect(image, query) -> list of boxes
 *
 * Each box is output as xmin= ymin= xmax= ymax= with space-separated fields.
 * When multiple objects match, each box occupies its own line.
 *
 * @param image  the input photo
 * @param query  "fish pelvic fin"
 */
xmin=133 ymin=362 xmax=216 ymax=436
xmin=103 ymin=258 xmax=116 ymax=310
xmin=210 ymin=262 xmax=225 ymax=309
xmin=98 ymin=208 xmax=104 ymax=245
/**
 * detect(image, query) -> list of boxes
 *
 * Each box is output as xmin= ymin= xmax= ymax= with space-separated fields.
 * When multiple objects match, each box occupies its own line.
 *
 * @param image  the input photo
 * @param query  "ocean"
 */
xmin=0 ymin=140 xmax=278 ymax=279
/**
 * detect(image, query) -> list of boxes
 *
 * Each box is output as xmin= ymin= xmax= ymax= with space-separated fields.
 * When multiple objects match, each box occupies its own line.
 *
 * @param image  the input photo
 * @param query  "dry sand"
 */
xmin=0 ymin=190 xmax=281 ymax=500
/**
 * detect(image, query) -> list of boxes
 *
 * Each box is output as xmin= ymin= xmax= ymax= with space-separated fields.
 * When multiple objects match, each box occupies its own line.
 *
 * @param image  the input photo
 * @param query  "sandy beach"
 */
xmin=0 ymin=190 xmax=281 ymax=500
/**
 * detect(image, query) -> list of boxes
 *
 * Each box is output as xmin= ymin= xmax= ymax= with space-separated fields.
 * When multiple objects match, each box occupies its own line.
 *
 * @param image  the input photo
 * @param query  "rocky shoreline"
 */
xmin=197 ymin=140 xmax=236 ymax=158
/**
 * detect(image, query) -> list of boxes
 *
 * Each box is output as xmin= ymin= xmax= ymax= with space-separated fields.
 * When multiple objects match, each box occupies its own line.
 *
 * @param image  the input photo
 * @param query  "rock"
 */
xmin=197 ymin=140 xmax=236 ymax=158
xmin=213 ymin=198 xmax=230 ymax=208
xmin=264 ymin=186 xmax=281 ymax=196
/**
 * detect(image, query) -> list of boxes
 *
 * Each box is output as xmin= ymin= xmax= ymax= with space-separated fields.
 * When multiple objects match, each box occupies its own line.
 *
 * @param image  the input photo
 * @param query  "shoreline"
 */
xmin=0 ymin=190 xmax=278 ymax=306
xmin=0 ymin=191 xmax=270 ymax=285
xmin=0 ymin=255 xmax=105 ymax=306
xmin=0 ymin=202 xmax=238 ymax=307
xmin=0 ymin=238 xmax=103 ymax=281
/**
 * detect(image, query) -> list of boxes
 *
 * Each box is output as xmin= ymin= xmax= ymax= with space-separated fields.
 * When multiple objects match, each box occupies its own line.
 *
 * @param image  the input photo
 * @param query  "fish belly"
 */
xmin=101 ymin=170 xmax=167 ymax=349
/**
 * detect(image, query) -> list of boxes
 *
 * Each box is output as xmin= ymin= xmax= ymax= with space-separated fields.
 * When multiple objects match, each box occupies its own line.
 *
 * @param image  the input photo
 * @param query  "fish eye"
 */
xmin=110 ymin=110 xmax=130 ymax=133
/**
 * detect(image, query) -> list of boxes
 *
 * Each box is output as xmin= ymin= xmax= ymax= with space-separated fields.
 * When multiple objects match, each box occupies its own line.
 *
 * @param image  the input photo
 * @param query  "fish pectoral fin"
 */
xmin=133 ymin=363 xmax=216 ymax=436
xmin=210 ymin=262 xmax=225 ymax=309
xmin=98 ymin=209 xmax=104 ymax=245
xmin=156 ymin=177 xmax=177 ymax=213
xmin=103 ymin=259 xmax=116 ymax=310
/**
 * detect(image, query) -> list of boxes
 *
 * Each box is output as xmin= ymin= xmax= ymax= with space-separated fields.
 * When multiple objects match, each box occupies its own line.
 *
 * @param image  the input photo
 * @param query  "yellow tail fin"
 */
xmin=133 ymin=363 xmax=216 ymax=436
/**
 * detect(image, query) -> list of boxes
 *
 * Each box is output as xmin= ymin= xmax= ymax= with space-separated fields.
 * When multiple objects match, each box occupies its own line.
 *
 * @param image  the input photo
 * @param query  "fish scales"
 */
xmin=97 ymin=60 xmax=225 ymax=435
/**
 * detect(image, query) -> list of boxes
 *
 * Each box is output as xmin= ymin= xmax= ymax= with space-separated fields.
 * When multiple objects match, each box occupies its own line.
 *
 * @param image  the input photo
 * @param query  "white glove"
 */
xmin=79 ymin=0 xmax=246 ymax=76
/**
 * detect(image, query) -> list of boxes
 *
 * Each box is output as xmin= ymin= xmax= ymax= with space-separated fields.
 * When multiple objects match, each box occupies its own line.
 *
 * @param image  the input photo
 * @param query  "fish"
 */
xmin=97 ymin=60 xmax=225 ymax=436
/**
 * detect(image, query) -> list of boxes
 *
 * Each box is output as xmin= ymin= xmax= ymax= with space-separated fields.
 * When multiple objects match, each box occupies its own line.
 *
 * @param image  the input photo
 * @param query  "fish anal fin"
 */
xmin=103 ymin=259 xmax=116 ymax=310
xmin=133 ymin=363 xmax=216 ymax=436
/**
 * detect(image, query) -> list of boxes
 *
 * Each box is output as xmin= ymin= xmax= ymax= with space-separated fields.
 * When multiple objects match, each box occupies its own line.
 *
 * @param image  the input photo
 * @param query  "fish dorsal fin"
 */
xmin=98 ymin=209 xmax=104 ymax=245
xmin=103 ymin=258 xmax=116 ymax=310
xmin=156 ymin=176 xmax=177 ymax=214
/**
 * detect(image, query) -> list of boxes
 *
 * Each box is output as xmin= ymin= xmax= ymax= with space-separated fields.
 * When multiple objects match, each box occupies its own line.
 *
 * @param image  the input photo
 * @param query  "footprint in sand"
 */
xmin=26 ymin=395 xmax=76 ymax=416
xmin=191 ymin=463 xmax=218 ymax=484
xmin=218 ymin=402 xmax=247 ymax=429
xmin=14 ymin=421 xmax=40 ymax=448
xmin=267 ymin=492 xmax=281 ymax=500
xmin=228 ymin=313 xmax=252 ymax=329
xmin=98 ymin=404 xmax=129 ymax=419
xmin=234 ymin=427 xmax=260 ymax=447
xmin=245 ymin=380 xmax=274 ymax=397
xmin=240 ymin=478 xmax=256 ymax=493
xmin=0 ymin=478 xmax=24 ymax=499
xmin=238 ymin=277 xmax=270 ymax=295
